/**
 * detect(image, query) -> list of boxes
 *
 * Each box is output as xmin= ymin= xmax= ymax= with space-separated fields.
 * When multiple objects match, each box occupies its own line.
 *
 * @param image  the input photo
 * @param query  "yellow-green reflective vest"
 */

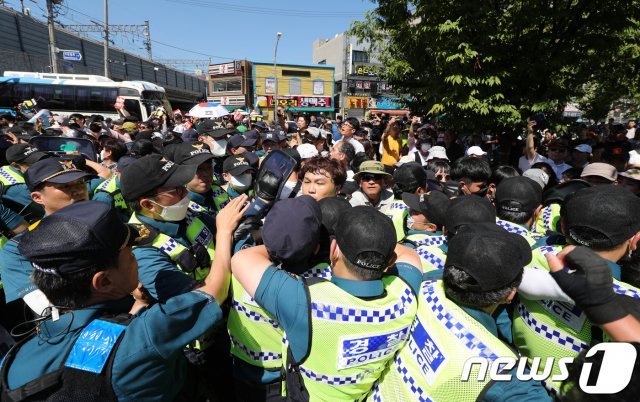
xmin=212 ymin=184 xmax=231 ymax=211
xmin=385 ymin=200 xmax=408 ymax=241
xmin=496 ymin=218 xmax=541 ymax=247
xmin=512 ymin=245 xmax=640 ymax=392
xmin=370 ymin=280 xmax=517 ymax=402
xmin=228 ymin=263 xmax=331 ymax=370
xmin=129 ymin=210 xmax=215 ymax=281
xmin=284 ymin=275 xmax=417 ymax=401
xmin=404 ymin=233 xmax=447 ymax=273
xmin=94 ymin=176 xmax=129 ymax=212
xmin=534 ymin=204 xmax=561 ymax=235
xmin=0 ymin=166 xmax=25 ymax=187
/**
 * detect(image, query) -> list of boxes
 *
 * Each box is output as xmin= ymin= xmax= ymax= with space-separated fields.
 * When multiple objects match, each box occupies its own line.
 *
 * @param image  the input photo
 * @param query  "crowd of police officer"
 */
xmin=0 ymin=108 xmax=639 ymax=402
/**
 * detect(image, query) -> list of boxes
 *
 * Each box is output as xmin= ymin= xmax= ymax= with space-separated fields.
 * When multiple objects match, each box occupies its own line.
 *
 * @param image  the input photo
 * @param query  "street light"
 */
xmin=273 ymin=32 xmax=282 ymax=122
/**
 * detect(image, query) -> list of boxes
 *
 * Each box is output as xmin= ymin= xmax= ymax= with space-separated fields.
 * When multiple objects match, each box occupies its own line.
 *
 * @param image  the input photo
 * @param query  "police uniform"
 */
xmin=512 ymin=244 xmax=640 ymax=392
xmin=0 ymin=202 xmax=223 ymax=402
xmin=93 ymin=175 xmax=132 ymax=219
xmin=118 ymin=154 xmax=217 ymax=302
xmin=372 ymin=225 xmax=550 ymax=402
xmin=1 ymin=145 xmax=49 ymax=223
xmin=385 ymin=199 xmax=409 ymax=241
xmin=0 ymin=158 xmax=94 ymax=309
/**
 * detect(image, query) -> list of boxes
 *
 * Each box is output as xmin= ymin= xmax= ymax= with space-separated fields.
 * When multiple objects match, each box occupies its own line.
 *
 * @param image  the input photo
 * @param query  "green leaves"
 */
xmin=350 ymin=0 xmax=640 ymax=130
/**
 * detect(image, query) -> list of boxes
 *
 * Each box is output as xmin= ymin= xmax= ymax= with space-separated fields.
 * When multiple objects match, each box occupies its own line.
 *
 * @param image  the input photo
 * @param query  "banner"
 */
xmin=264 ymin=96 xmax=332 ymax=108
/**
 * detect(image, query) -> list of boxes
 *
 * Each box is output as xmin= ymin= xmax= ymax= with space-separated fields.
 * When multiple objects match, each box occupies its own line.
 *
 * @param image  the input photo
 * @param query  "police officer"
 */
xmin=2 ymin=144 xmax=49 ymax=222
xmin=169 ymin=142 xmax=231 ymax=215
xmin=221 ymin=155 xmax=255 ymax=199
xmin=0 ymin=157 xmax=93 ymax=314
xmin=119 ymin=154 xmax=224 ymax=303
xmin=92 ymin=155 xmax=138 ymax=221
xmin=195 ymin=121 xmax=235 ymax=184
xmin=370 ymin=224 xmax=551 ymax=401
xmin=0 ymin=199 xmax=246 ymax=401
xmin=494 ymin=176 xmax=545 ymax=247
xmin=386 ymin=162 xmax=427 ymax=240
xmin=229 ymin=196 xmax=327 ymax=401
xmin=512 ymin=185 xmax=640 ymax=392
xmin=399 ymin=191 xmax=449 ymax=272
xmin=231 ymin=206 xmax=422 ymax=401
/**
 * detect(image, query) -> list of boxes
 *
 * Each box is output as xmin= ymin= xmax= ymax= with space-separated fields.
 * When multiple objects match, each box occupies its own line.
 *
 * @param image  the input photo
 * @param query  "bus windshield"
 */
xmin=142 ymin=90 xmax=172 ymax=117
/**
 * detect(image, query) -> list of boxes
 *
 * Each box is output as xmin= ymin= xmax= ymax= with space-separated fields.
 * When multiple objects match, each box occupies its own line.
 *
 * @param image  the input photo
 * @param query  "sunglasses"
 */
xmin=436 ymin=174 xmax=450 ymax=181
xmin=360 ymin=173 xmax=384 ymax=181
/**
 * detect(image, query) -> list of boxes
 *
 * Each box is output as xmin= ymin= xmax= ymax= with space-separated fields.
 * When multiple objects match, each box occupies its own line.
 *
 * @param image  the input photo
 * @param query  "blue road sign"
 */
xmin=62 ymin=51 xmax=82 ymax=61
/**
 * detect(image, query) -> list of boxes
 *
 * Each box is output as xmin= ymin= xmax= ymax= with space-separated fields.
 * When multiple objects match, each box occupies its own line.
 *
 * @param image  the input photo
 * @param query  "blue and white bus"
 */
xmin=0 ymin=71 xmax=172 ymax=121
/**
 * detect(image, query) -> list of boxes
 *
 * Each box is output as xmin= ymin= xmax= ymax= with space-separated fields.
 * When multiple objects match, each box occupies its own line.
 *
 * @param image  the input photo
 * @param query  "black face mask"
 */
xmin=442 ymin=181 xmax=464 ymax=198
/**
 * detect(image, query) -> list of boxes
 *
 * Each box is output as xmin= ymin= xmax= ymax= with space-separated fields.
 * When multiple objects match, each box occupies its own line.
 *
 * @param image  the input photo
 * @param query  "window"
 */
xmin=282 ymin=70 xmax=311 ymax=77
xmin=289 ymin=78 xmax=301 ymax=95
xmin=313 ymin=80 xmax=324 ymax=95
xmin=352 ymin=50 xmax=370 ymax=63
xmin=212 ymin=78 xmax=242 ymax=93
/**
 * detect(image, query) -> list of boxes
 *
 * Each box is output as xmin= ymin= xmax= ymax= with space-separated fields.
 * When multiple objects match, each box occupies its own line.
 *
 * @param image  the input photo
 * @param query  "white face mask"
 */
xmin=420 ymin=143 xmax=432 ymax=153
xmin=211 ymin=139 xmax=227 ymax=157
xmin=151 ymin=195 xmax=190 ymax=221
xmin=230 ymin=173 xmax=253 ymax=192
xmin=278 ymin=180 xmax=299 ymax=200
xmin=100 ymin=150 xmax=107 ymax=162
xmin=406 ymin=215 xmax=416 ymax=231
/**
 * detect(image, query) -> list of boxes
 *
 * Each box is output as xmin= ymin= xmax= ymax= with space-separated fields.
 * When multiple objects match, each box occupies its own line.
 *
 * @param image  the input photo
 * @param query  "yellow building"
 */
xmin=252 ymin=62 xmax=334 ymax=121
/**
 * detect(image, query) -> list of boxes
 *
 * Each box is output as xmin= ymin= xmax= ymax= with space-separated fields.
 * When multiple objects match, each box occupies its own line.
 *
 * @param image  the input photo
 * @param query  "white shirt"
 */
xmin=345 ymin=137 xmax=365 ymax=154
xmin=349 ymin=188 xmax=394 ymax=213
xmin=518 ymin=153 xmax=546 ymax=173
xmin=627 ymin=127 xmax=636 ymax=140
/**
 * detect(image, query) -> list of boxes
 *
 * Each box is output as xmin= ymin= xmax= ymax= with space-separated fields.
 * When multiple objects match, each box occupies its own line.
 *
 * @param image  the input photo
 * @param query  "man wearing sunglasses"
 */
xmin=349 ymin=160 xmax=393 ymax=212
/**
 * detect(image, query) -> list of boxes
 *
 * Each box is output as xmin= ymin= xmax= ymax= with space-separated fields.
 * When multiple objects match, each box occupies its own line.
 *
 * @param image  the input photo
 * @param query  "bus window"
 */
xmin=76 ymin=87 xmax=90 ymax=110
xmin=15 ymin=83 xmax=31 ymax=104
xmin=32 ymin=85 xmax=54 ymax=107
xmin=52 ymin=86 xmax=75 ymax=111
xmin=104 ymin=88 xmax=118 ymax=111
xmin=123 ymin=98 xmax=142 ymax=121
xmin=0 ymin=82 xmax=13 ymax=108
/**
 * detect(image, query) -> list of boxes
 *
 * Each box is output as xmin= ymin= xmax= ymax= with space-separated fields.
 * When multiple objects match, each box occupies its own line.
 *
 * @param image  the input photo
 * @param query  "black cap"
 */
xmin=115 ymin=156 xmax=137 ymax=174
xmin=223 ymin=154 xmax=255 ymax=175
xmin=241 ymin=151 xmax=260 ymax=171
xmin=260 ymin=131 xmax=285 ymax=143
xmin=18 ymin=201 xmax=145 ymax=275
xmin=253 ymin=121 xmax=268 ymax=130
xmin=543 ymin=179 xmax=591 ymax=206
xmin=495 ymin=177 xmax=542 ymax=214
xmin=170 ymin=142 xmax=213 ymax=165
xmin=446 ymin=223 xmax=531 ymax=291
xmin=25 ymin=157 xmax=94 ymax=191
xmin=197 ymin=120 xmax=235 ymax=139
xmin=393 ymin=162 xmax=427 ymax=192
xmin=5 ymin=144 xmax=49 ymax=165
xmin=402 ymin=191 xmax=450 ymax=227
xmin=263 ymin=195 xmax=322 ymax=272
xmin=444 ymin=196 xmax=496 ymax=235
xmin=243 ymin=129 xmax=260 ymax=142
xmin=129 ymin=139 xmax=158 ymax=157
xmin=227 ymin=133 xmax=257 ymax=150
xmin=565 ymin=186 xmax=640 ymax=248
xmin=319 ymin=196 xmax=352 ymax=236
xmin=120 ymin=154 xmax=197 ymax=201
xmin=335 ymin=206 xmax=396 ymax=271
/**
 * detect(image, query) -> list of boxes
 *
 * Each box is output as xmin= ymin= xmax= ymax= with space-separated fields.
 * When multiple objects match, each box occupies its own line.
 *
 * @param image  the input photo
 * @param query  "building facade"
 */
xmin=312 ymin=33 xmax=407 ymax=118
xmin=207 ymin=60 xmax=252 ymax=112
xmin=252 ymin=62 xmax=334 ymax=121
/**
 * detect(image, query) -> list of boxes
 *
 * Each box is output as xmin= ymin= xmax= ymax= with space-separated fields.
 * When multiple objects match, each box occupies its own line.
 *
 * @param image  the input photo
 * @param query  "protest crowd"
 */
xmin=0 ymin=101 xmax=640 ymax=402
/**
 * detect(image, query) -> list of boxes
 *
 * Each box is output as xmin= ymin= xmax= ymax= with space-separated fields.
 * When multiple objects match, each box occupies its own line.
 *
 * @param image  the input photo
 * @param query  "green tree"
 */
xmin=350 ymin=0 xmax=640 ymax=130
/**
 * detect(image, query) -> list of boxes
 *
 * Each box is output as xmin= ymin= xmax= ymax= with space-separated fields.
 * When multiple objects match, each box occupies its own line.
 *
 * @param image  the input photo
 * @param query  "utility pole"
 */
xmin=46 ymin=0 xmax=58 ymax=73
xmin=19 ymin=0 xmax=25 ymax=14
xmin=341 ymin=33 xmax=349 ymax=118
xmin=143 ymin=21 xmax=152 ymax=60
xmin=103 ymin=0 xmax=109 ymax=78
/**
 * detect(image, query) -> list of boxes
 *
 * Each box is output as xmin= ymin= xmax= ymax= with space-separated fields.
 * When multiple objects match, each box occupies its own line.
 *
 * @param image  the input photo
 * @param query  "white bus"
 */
xmin=0 ymin=71 xmax=172 ymax=121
